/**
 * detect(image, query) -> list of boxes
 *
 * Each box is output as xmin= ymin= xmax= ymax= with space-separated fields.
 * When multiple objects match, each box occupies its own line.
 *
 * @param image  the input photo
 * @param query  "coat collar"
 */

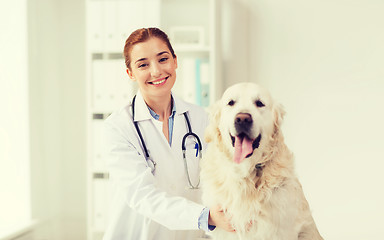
xmin=173 ymin=94 xmax=189 ymax=116
xmin=132 ymin=91 xmax=152 ymax=122
xmin=133 ymin=91 xmax=189 ymax=122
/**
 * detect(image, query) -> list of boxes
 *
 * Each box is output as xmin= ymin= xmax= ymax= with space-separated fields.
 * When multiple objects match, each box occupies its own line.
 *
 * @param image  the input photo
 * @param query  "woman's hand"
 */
xmin=208 ymin=205 xmax=235 ymax=232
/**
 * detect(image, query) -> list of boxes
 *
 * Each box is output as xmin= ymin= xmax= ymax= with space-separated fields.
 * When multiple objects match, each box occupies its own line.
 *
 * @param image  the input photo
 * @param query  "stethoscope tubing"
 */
xmin=131 ymin=95 xmax=201 ymax=189
xmin=132 ymin=96 xmax=151 ymax=159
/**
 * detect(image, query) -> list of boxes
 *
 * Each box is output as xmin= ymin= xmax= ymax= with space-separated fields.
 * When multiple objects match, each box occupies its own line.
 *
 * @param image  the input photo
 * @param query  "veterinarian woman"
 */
xmin=103 ymin=28 xmax=233 ymax=240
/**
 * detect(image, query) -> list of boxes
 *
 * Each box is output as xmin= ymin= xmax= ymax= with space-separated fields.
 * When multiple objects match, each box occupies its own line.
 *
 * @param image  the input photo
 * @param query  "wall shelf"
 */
xmin=85 ymin=0 xmax=219 ymax=239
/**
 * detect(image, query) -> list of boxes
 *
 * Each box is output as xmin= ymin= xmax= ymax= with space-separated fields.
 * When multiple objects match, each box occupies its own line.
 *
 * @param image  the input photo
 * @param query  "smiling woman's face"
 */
xmin=127 ymin=37 xmax=178 ymax=100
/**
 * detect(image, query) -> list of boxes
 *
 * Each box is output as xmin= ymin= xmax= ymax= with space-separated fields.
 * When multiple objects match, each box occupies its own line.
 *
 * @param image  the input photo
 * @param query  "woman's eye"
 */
xmin=138 ymin=63 xmax=148 ymax=68
xmin=228 ymin=100 xmax=235 ymax=106
xmin=159 ymin=57 xmax=168 ymax=63
xmin=255 ymin=100 xmax=265 ymax=107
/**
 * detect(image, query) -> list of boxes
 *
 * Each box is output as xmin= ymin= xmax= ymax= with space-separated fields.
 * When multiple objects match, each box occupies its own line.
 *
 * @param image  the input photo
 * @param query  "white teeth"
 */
xmin=152 ymin=78 xmax=166 ymax=85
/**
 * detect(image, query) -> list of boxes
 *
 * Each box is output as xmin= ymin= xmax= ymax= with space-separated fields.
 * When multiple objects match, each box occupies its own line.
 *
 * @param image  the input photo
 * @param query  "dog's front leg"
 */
xmin=298 ymin=220 xmax=323 ymax=240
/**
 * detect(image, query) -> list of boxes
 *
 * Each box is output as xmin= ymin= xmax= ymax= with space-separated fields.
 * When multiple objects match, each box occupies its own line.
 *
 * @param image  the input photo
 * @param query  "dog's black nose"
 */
xmin=235 ymin=113 xmax=253 ymax=132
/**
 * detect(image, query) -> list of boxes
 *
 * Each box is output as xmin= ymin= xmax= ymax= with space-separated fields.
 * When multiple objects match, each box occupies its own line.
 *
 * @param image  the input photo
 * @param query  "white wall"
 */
xmin=222 ymin=0 xmax=384 ymax=239
xmin=220 ymin=0 xmax=250 ymax=88
xmin=28 ymin=0 xmax=86 ymax=239
xmin=0 ymin=0 xmax=30 ymax=235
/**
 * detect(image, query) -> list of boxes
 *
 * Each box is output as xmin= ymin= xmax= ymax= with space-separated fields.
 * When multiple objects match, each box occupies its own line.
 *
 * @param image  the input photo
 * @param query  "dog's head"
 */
xmin=205 ymin=82 xmax=285 ymax=164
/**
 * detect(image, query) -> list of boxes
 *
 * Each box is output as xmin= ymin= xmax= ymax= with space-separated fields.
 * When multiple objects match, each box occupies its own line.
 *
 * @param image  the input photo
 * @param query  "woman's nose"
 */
xmin=150 ymin=63 xmax=161 ymax=77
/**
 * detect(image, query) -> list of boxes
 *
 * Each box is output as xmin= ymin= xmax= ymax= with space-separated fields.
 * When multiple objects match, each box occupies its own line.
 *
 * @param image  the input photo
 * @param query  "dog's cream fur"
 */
xmin=200 ymin=83 xmax=323 ymax=240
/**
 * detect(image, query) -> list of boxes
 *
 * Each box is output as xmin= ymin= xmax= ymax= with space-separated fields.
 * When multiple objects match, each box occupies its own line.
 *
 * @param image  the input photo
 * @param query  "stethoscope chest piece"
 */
xmin=146 ymin=155 xmax=156 ymax=174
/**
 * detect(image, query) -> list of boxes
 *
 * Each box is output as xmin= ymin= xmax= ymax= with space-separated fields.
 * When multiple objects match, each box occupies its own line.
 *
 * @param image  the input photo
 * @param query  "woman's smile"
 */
xmin=149 ymin=76 xmax=169 ymax=86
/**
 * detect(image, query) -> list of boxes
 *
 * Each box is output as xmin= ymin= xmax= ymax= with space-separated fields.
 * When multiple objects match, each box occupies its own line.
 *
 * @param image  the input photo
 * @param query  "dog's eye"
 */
xmin=255 ymin=100 xmax=265 ymax=108
xmin=228 ymin=100 xmax=235 ymax=106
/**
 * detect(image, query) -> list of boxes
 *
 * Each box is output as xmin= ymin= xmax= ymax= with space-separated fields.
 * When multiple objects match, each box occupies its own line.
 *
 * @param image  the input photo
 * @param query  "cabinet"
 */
xmin=85 ymin=0 xmax=219 ymax=239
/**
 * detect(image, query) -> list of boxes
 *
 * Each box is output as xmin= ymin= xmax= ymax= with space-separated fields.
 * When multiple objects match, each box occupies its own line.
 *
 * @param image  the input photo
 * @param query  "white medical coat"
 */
xmin=103 ymin=91 xmax=208 ymax=240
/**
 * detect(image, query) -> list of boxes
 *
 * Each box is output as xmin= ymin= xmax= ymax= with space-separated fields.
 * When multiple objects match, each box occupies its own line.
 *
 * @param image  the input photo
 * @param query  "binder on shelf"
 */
xmin=92 ymin=58 xmax=133 ymax=112
xmin=170 ymin=26 xmax=205 ymax=49
xmin=195 ymin=59 xmax=211 ymax=107
xmin=88 ymin=0 xmax=161 ymax=53
xmin=92 ymin=59 xmax=117 ymax=112
xmin=195 ymin=58 xmax=202 ymax=106
xmin=116 ymin=0 xmax=142 ymax=53
xmin=92 ymin=178 xmax=110 ymax=232
xmin=92 ymin=120 xmax=108 ymax=171
xmin=87 ymin=0 xmax=104 ymax=52
xmin=200 ymin=61 xmax=210 ymax=107
xmin=143 ymin=0 xmax=161 ymax=28
xmin=92 ymin=59 xmax=108 ymax=111
xmin=112 ymin=59 xmax=134 ymax=107
xmin=180 ymin=57 xmax=211 ymax=107
xmin=104 ymin=0 xmax=118 ymax=53
xmin=181 ymin=58 xmax=197 ymax=104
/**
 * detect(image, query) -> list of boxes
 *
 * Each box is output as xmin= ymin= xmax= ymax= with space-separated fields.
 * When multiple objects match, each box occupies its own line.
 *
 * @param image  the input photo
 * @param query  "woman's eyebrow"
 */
xmin=157 ymin=51 xmax=170 ymax=56
xmin=135 ymin=57 xmax=147 ymax=64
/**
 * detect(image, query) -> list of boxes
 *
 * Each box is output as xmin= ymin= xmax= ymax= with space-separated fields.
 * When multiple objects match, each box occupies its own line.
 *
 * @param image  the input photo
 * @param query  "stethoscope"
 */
xmin=131 ymin=95 xmax=202 ymax=189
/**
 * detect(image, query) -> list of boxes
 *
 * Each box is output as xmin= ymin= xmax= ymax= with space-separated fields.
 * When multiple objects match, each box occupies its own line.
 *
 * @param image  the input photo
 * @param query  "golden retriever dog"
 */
xmin=200 ymin=83 xmax=323 ymax=240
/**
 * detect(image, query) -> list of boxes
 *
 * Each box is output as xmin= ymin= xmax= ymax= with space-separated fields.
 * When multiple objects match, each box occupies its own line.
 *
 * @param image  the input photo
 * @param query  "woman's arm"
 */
xmin=104 ymin=119 xmax=205 ymax=230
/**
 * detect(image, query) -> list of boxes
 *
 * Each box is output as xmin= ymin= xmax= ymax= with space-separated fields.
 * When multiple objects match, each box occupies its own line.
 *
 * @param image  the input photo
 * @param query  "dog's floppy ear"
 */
xmin=273 ymin=102 xmax=286 ymax=134
xmin=204 ymin=100 xmax=222 ymax=143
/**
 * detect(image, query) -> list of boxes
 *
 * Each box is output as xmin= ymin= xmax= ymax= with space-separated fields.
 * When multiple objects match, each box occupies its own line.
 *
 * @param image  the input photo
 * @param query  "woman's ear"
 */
xmin=127 ymin=68 xmax=135 ymax=80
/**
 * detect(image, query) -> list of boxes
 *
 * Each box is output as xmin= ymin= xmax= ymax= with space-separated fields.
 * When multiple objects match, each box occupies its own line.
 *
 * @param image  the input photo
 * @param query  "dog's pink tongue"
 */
xmin=234 ymin=136 xmax=254 ymax=164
